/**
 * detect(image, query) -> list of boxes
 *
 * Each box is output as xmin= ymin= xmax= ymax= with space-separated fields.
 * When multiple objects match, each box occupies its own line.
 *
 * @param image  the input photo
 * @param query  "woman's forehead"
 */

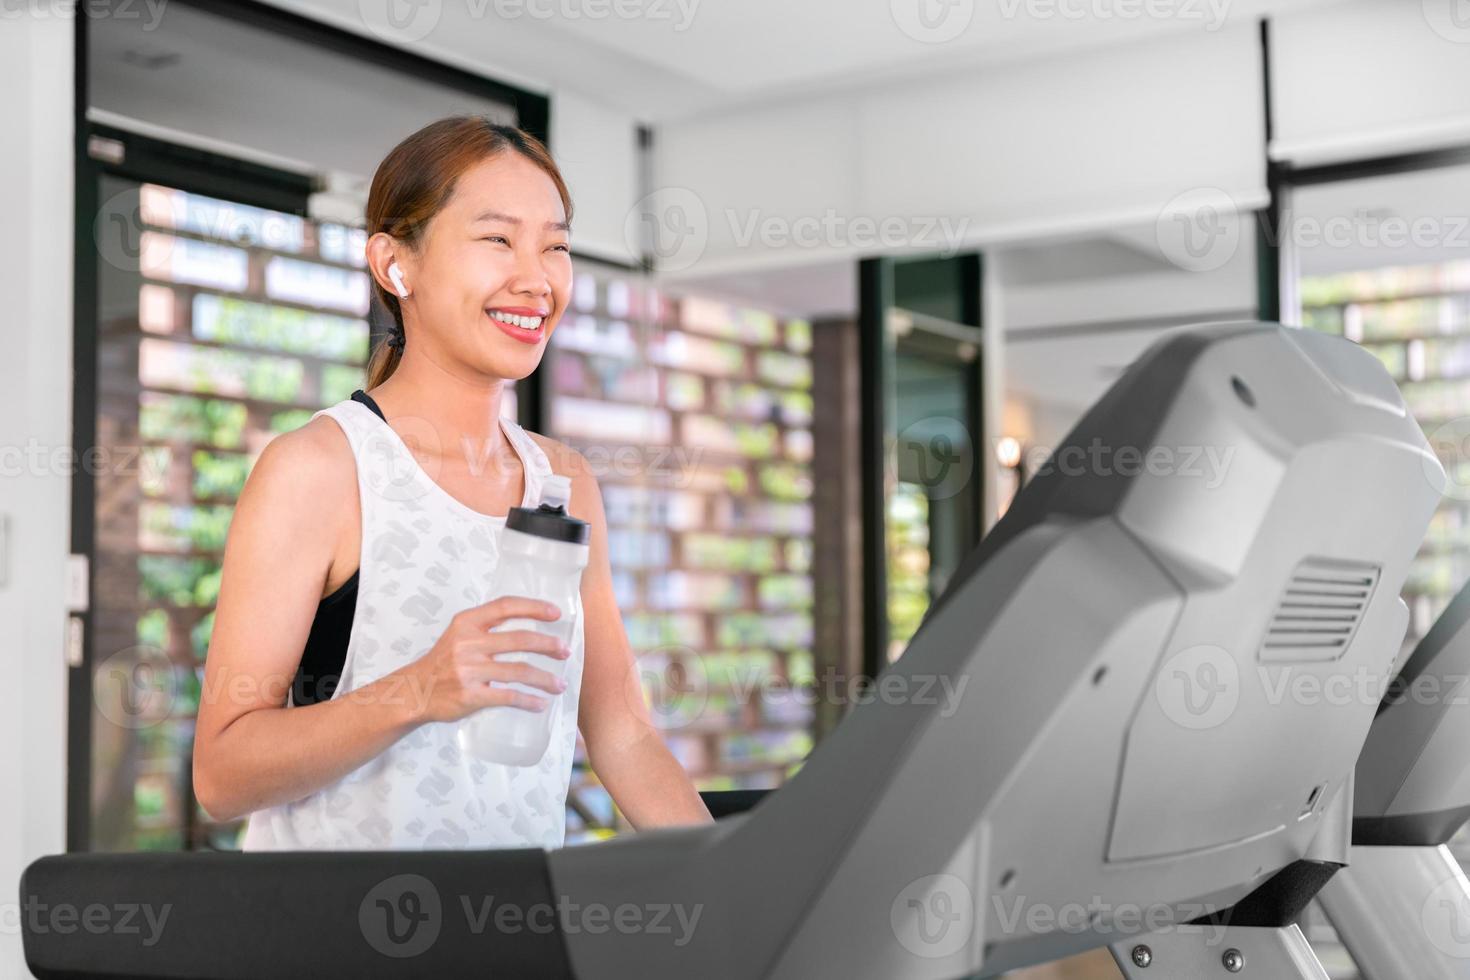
xmin=444 ymin=155 xmax=566 ymax=222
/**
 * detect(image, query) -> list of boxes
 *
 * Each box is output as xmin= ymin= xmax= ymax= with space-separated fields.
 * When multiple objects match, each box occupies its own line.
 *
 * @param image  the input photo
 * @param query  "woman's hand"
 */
xmin=397 ymin=596 xmax=572 ymax=724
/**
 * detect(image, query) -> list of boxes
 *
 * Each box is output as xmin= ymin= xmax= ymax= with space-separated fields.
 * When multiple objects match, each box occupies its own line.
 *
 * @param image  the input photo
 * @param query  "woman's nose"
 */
xmin=508 ymin=252 xmax=552 ymax=298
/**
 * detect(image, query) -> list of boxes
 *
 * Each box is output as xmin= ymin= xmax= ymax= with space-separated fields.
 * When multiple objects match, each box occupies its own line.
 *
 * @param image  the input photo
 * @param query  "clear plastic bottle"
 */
xmin=457 ymin=474 xmax=589 ymax=767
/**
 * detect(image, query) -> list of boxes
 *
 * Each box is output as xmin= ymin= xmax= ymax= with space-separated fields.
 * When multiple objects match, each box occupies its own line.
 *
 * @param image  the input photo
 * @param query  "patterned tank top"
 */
xmin=239 ymin=395 xmax=586 ymax=851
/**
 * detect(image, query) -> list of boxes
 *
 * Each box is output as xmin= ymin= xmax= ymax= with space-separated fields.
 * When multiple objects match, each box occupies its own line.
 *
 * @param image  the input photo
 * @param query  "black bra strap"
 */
xmin=350 ymin=388 xmax=387 ymax=423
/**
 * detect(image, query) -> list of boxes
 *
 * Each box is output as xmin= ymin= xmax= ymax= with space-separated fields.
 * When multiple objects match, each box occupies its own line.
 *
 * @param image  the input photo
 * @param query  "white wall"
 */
xmin=653 ymin=24 xmax=1268 ymax=278
xmin=998 ymin=224 xmax=1261 ymax=449
xmin=0 ymin=8 xmax=74 ymax=976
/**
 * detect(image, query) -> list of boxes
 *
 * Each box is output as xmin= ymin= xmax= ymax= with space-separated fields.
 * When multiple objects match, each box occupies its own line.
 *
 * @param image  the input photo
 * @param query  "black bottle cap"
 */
xmin=506 ymin=503 xmax=589 ymax=545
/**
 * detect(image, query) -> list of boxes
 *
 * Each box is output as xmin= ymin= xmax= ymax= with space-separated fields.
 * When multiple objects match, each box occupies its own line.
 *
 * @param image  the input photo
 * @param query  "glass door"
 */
xmin=85 ymin=166 xmax=373 ymax=850
xmin=859 ymin=255 xmax=986 ymax=671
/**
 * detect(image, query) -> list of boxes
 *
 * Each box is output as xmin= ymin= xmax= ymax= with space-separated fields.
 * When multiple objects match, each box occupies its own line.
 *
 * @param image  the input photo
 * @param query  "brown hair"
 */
xmin=362 ymin=116 xmax=573 ymax=387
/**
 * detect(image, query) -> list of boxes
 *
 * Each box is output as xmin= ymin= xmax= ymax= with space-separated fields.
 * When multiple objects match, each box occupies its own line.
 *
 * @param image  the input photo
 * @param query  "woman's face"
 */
xmin=398 ymin=152 xmax=572 ymax=381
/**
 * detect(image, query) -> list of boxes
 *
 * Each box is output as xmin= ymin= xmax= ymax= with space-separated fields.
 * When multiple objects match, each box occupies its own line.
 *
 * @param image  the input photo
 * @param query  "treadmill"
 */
xmin=1318 ymin=577 xmax=1470 ymax=978
xmin=21 ymin=322 xmax=1444 ymax=979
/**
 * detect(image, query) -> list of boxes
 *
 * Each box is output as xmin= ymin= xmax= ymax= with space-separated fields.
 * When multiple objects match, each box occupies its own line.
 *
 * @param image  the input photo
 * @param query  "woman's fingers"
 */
xmin=460 ymin=657 xmax=566 ymax=695
xmin=456 ymin=596 xmax=562 ymax=631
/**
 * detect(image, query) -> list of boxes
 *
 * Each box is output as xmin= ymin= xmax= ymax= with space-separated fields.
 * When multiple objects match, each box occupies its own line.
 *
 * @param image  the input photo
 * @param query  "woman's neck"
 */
xmin=367 ymin=352 xmax=514 ymax=465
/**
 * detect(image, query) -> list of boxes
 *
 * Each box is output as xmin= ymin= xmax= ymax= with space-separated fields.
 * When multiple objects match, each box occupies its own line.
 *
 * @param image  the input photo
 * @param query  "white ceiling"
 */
xmin=1293 ymin=161 xmax=1470 ymax=276
xmin=90 ymin=2 xmax=517 ymax=181
xmin=269 ymin=0 xmax=1341 ymax=122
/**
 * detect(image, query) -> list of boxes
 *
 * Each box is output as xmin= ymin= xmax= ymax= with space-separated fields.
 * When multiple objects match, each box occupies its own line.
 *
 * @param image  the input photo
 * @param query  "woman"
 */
xmin=193 ymin=116 xmax=712 ymax=849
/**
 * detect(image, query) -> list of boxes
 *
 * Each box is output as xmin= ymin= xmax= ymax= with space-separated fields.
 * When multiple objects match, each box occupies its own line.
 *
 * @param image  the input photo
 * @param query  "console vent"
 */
xmin=1259 ymin=559 xmax=1380 ymax=664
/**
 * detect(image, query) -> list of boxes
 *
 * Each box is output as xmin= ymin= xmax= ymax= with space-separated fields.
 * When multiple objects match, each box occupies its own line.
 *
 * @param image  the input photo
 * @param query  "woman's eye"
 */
xmin=549 ymin=243 xmax=571 ymax=253
xmin=480 ymin=235 xmax=509 ymax=245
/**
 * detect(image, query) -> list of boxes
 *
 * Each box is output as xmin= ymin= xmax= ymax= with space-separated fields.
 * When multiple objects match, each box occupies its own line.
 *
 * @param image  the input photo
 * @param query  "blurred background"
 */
xmin=3 ymin=0 xmax=1470 ymax=976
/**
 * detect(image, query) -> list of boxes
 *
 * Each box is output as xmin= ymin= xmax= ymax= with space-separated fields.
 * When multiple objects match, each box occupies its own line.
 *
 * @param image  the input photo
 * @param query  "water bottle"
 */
xmin=457 ymin=474 xmax=589 ymax=766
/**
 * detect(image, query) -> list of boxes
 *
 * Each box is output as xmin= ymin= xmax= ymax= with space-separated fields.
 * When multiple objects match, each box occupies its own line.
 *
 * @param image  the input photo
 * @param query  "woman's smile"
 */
xmin=486 ymin=306 xmax=549 ymax=345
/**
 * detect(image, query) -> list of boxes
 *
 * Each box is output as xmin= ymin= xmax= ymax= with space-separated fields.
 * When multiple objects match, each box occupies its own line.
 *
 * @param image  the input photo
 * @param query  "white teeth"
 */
xmin=488 ymin=310 xmax=543 ymax=330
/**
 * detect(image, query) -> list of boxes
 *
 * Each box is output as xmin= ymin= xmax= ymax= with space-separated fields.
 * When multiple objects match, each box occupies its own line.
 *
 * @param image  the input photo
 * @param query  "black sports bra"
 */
xmin=289 ymin=389 xmax=385 ymax=707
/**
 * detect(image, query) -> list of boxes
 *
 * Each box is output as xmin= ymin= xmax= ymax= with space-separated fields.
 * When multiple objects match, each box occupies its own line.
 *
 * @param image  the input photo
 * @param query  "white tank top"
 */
xmin=239 ymin=396 xmax=585 ymax=851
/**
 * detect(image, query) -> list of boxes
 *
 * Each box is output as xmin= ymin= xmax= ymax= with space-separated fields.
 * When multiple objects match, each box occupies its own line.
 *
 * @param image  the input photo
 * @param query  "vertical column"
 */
xmin=0 ymin=3 xmax=76 ymax=975
xmin=809 ymin=316 xmax=863 ymax=742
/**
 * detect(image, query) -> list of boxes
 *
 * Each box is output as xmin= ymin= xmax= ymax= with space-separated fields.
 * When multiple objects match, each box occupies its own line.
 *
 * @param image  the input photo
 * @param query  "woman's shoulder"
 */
xmin=520 ymin=428 xmax=590 ymax=481
xmin=249 ymin=414 xmax=359 ymax=505
xmin=226 ymin=414 xmax=357 ymax=565
xmin=519 ymin=429 xmax=604 ymax=524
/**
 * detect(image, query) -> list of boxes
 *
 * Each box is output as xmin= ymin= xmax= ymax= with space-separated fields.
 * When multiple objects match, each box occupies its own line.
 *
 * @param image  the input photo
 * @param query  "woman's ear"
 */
xmin=365 ymin=232 xmax=406 ymax=301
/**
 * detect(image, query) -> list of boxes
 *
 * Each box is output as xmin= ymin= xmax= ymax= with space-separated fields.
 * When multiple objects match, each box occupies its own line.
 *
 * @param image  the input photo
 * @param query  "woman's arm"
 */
xmin=555 ymin=445 xmax=713 ymax=831
xmin=192 ymin=419 xmax=420 ymax=822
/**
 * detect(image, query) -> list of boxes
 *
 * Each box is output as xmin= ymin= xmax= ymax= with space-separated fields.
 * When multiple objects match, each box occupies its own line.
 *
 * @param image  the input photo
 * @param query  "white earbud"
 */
xmin=387 ymin=261 xmax=409 ymax=298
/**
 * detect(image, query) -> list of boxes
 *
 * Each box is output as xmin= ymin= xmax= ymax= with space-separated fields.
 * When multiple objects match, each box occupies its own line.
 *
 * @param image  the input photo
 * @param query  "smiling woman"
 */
xmin=191 ymin=115 xmax=713 ymax=852
xmin=361 ymin=118 xmax=576 ymax=385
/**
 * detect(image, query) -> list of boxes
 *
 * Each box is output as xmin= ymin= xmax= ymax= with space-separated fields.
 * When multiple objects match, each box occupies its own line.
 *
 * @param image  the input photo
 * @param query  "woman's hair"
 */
xmin=362 ymin=116 xmax=573 ymax=388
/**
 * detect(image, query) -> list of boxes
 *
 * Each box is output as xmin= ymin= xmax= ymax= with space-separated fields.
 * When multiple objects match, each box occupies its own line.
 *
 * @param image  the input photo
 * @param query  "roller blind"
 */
xmin=654 ymin=24 xmax=1267 ymax=276
xmin=1270 ymin=0 xmax=1470 ymax=166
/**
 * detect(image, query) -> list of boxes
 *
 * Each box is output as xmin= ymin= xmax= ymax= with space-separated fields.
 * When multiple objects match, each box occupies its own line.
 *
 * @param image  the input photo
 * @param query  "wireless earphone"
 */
xmin=387 ymin=261 xmax=409 ymax=298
